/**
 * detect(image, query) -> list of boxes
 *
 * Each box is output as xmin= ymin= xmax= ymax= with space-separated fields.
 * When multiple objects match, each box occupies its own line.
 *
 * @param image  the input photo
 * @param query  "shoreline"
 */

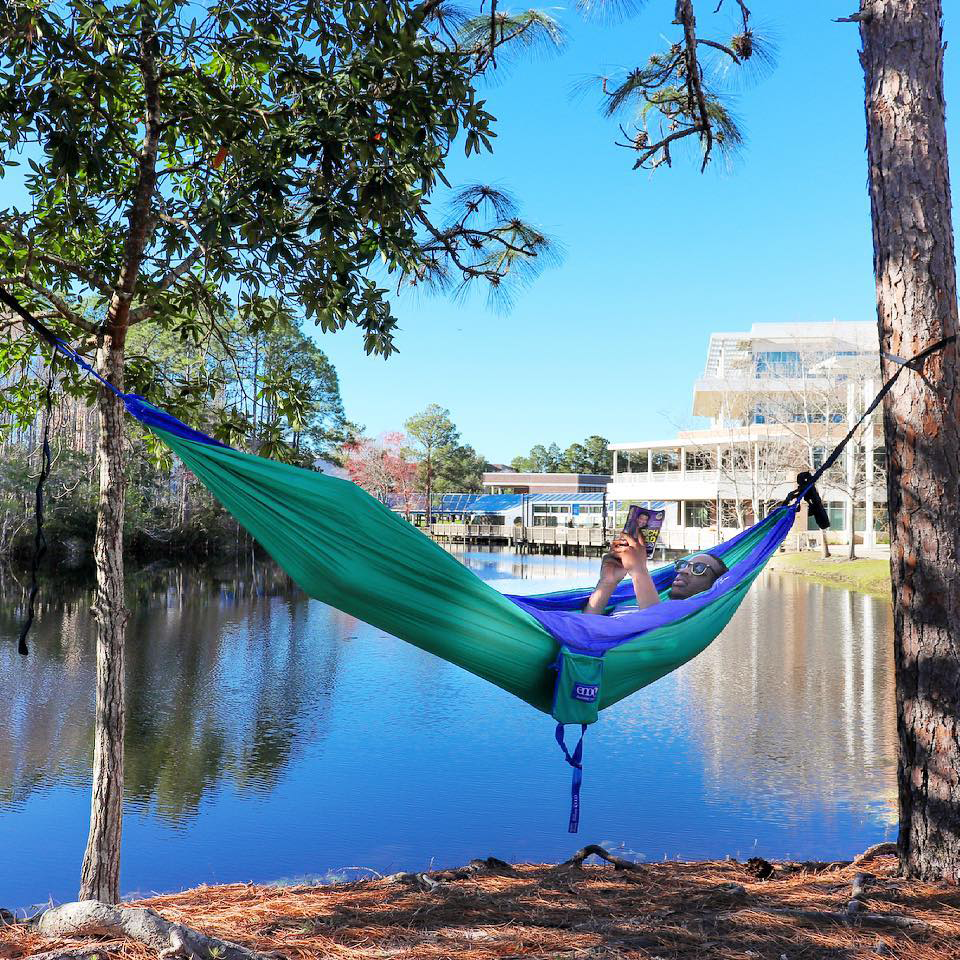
xmin=4 ymin=849 xmax=956 ymax=960
xmin=768 ymin=553 xmax=892 ymax=598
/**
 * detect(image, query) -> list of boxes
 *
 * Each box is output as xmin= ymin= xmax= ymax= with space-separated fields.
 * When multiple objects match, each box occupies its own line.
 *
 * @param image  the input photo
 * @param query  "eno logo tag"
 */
xmin=572 ymin=683 xmax=599 ymax=703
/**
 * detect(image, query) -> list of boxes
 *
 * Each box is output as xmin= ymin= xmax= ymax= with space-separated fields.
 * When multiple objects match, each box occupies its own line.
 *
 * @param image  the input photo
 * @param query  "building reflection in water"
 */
xmin=443 ymin=544 xmax=601 ymax=586
xmin=607 ymin=570 xmax=897 ymax=829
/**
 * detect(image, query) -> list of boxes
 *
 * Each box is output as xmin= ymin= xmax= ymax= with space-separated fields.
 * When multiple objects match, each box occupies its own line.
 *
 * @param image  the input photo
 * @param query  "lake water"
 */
xmin=0 ymin=550 xmax=896 ymax=910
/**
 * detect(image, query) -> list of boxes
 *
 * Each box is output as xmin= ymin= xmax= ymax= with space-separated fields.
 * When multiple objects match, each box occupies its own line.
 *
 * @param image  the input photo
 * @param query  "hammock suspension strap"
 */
xmin=555 ymin=722 xmax=587 ymax=833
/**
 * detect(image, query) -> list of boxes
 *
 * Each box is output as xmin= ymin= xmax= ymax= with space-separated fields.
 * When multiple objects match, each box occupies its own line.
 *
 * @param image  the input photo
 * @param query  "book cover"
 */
xmin=623 ymin=505 xmax=666 ymax=558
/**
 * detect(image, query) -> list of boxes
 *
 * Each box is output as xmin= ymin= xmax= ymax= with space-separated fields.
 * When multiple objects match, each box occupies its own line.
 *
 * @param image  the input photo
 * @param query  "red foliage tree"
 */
xmin=343 ymin=433 xmax=420 ymax=517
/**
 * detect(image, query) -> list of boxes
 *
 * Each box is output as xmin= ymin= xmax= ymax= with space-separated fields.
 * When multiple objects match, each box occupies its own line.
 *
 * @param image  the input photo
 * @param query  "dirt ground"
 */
xmin=2 ymin=850 xmax=958 ymax=959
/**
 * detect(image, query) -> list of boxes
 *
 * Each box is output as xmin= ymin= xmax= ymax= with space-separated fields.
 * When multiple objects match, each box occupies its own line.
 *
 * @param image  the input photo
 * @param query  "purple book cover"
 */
xmin=623 ymin=505 xmax=666 ymax=557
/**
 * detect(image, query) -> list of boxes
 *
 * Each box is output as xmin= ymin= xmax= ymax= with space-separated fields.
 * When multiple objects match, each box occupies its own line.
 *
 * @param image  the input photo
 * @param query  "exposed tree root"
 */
xmin=853 ymin=841 xmax=899 ymax=866
xmin=560 ymin=844 xmax=643 ymax=871
xmin=26 ymin=944 xmax=125 ymax=960
xmin=384 ymin=856 xmax=515 ymax=892
xmin=34 ymin=901 xmax=283 ymax=960
xmin=741 ymin=905 xmax=929 ymax=932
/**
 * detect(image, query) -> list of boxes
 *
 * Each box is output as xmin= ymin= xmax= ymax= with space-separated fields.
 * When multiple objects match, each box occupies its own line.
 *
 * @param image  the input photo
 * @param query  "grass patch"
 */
xmin=768 ymin=553 xmax=891 ymax=597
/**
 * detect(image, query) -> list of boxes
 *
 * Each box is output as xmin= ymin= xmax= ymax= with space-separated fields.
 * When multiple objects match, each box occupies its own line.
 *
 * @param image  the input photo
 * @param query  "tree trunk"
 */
xmin=178 ymin=466 xmax=190 ymax=527
xmin=425 ymin=451 xmax=432 ymax=528
xmin=78 ymin=339 xmax=128 ymax=903
xmin=860 ymin=0 xmax=960 ymax=882
xmin=820 ymin=530 xmax=831 ymax=558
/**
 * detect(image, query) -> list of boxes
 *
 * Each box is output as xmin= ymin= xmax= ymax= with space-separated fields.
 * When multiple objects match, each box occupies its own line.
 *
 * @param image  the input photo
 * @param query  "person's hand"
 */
xmin=612 ymin=531 xmax=649 ymax=574
xmin=598 ymin=551 xmax=626 ymax=586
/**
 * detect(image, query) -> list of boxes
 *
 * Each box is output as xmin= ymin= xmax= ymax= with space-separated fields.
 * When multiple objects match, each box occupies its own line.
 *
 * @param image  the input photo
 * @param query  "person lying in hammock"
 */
xmin=583 ymin=531 xmax=728 ymax=615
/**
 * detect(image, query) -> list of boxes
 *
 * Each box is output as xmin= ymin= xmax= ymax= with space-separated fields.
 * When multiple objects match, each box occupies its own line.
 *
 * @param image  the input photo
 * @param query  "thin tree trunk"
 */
xmin=78 ymin=20 xmax=160 ymax=900
xmin=79 ymin=339 xmax=128 ymax=903
xmin=425 ymin=450 xmax=432 ymax=527
xmin=860 ymin=0 xmax=960 ymax=882
xmin=178 ymin=466 xmax=190 ymax=527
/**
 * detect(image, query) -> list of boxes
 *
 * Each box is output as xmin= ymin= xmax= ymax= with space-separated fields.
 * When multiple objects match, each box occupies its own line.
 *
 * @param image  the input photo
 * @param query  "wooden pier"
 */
xmin=429 ymin=522 xmax=609 ymax=556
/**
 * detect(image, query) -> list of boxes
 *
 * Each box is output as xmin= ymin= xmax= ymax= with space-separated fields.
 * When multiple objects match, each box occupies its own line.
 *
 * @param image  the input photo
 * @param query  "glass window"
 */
xmin=685 ymin=449 xmax=715 ymax=471
xmin=618 ymin=451 xmax=648 ymax=473
xmin=874 ymin=505 xmax=889 ymax=532
xmin=808 ymin=500 xmax=847 ymax=530
xmin=684 ymin=500 xmax=716 ymax=528
xmin=721 ymin=448 xmax=751 ymax=472
xmin=651 ymin=449 xmax=680 ymax=472
xmin=873 ymin=447 xmax=887 ymax=474
xmin=754 ymin=350 xmax=803 ymax=378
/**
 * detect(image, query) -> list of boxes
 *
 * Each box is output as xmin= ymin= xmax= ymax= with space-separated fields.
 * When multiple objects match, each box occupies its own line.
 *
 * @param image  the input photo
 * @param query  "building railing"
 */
xmin=430 ymin=523 xmax=607 ymax=548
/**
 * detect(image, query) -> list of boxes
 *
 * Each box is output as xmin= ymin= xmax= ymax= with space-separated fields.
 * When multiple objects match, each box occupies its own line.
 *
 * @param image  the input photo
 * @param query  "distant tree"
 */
xmin=343 ymin=433 xmax=418 ymax=514
xmin=544 ymin=442 xmax=564 ymax=472
xmin=405 ymin=404 xmax=458 ymax=524
xmin=563 ymin=442 xmax=590 ymax=473
xmin=581 ymin=435 xmax=612 ymax=474
xmin=433 ymin=443 xmax=487 ymax=493
xmin=527 ymin=444 xmax=551 ymax=472
xmin=515 ymin=436 xmax=611 ymax=474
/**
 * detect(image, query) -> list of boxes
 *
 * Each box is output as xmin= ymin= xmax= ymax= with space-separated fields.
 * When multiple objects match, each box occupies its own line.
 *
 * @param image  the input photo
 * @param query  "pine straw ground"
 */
xmin=3 ymin=851 xmax=960 ymax=960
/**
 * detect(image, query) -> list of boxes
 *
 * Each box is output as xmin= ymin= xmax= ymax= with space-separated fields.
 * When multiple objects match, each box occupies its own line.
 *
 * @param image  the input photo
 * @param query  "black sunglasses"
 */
xmin=674 ymin=558 xmax=716 ymax=577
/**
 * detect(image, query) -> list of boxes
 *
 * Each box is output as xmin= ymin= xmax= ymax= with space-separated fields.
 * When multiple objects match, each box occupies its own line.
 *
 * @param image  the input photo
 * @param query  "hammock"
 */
xmin=11 ymin=286 xmax=944 ymax=831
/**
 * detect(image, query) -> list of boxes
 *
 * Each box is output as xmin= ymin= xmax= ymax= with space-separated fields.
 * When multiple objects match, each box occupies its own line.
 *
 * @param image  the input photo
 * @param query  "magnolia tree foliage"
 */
xmin=0 ymin=0 xmax=560 ymax=410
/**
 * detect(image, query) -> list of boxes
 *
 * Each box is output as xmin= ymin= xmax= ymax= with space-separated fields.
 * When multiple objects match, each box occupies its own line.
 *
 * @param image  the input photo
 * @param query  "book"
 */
xmin=623 ymin=505 xmax=666 ymax=558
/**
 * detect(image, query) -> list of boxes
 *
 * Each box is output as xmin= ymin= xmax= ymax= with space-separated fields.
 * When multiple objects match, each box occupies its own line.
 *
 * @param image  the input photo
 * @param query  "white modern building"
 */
xmin=607 ymin=322 xmax=888 ymax=553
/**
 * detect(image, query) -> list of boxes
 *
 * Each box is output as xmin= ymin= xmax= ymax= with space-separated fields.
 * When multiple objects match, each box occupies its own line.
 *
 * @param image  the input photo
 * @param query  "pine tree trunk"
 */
xmin=860 ymin=0 xmax=960 ymax=883
xmin=78 ymin=338 xmax=128 ymax=903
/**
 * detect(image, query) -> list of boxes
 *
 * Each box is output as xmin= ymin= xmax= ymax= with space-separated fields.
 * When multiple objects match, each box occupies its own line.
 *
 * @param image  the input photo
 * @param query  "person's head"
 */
xmin=669 ymin=553 xmax=728 ymax=600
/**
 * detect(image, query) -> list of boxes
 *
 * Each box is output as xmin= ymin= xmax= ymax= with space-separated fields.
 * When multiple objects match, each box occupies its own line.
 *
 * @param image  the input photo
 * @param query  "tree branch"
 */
xmin=675 ymin=0 xmax=713 ymax=171
xmin=103 ymin=20 xmax=163 ymax=344
xmin=697 ymin=37 xmax=741 ymax=63
xmin=0 ymin=277 xmax=98 ymax=335
xmin=0 ymin=223 xmax=114 ymax=298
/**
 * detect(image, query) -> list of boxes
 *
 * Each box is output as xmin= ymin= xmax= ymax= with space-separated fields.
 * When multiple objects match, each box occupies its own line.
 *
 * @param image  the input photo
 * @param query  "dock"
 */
xmin=429 ymin=522 xmax=609 ymax=555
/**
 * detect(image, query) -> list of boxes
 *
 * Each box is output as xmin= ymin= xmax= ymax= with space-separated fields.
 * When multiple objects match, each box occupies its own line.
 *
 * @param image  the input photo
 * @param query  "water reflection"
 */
xmin=0 ymin=565 xmax=345 ymax=819
xmin=0 ymin=553 xmax=896 ymax=908
xmin=671 ymin=573 xmax=896 ymax=827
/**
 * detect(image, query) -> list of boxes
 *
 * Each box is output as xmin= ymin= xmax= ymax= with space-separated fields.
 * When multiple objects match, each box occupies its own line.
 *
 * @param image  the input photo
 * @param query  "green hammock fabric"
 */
xmin=156 ymin=427 xmax=786 ymax=716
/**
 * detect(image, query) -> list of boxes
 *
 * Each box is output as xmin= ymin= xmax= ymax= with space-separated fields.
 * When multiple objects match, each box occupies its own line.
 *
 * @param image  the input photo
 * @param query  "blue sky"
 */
xmin=320 ymin=4 xmax=960 ymax=462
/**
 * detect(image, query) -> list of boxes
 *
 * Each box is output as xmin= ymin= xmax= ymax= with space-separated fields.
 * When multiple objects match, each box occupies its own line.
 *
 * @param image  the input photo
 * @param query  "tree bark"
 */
xmin=860 ymin=0 xmax=960 ymax=882
xmin=78 ymin=339 xmax=128 ymax=903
